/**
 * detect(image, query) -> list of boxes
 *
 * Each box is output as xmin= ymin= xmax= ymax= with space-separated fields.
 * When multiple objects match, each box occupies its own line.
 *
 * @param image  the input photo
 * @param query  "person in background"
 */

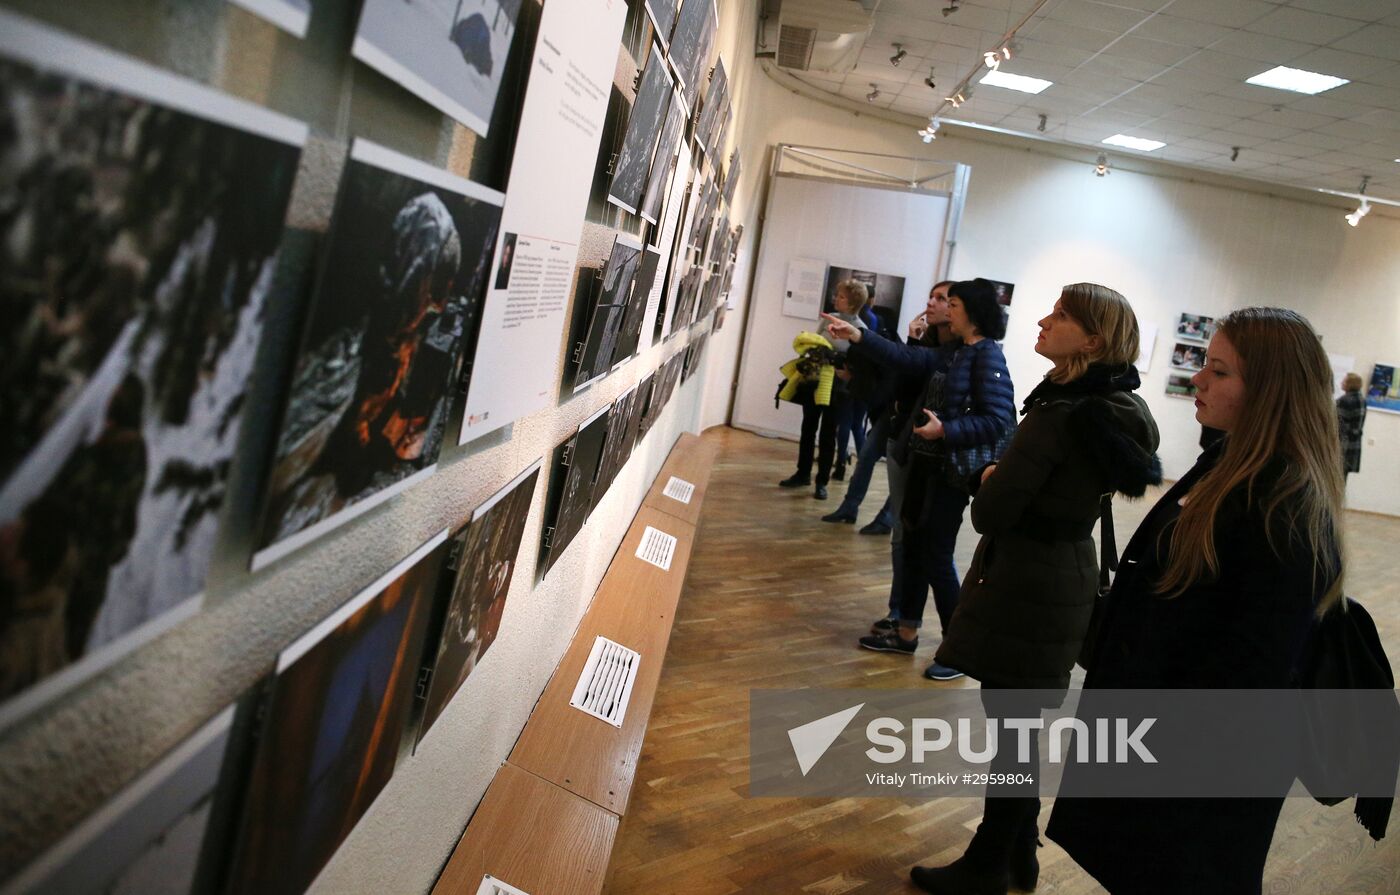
xmin=1337 ymin=371 xmax=1366 ymax=481
xmin=908 ymin=284 xmax=1161 ymax=894
xmin=833 ymin=279 xmax=1016 ymax=680
xmin=779 ymin=280 xmax=867 ymax=500
xmin=832 ymin=299 xmax=882 ymax=481
xmin=1048 ymin=307 xmax=1346 ymax=895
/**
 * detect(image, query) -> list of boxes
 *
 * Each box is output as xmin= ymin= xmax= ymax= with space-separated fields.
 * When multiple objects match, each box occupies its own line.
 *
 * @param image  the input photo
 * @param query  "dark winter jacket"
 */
xmin=847 ymin=327 xmax=954 ymax=440
xmin=1337 ymin=391 xmax=1365 ymax=474
xmin=933 ymin=364 xmax=1161 ymax=690
xmin=1047 ymin=439 xmax=1339 ymax=895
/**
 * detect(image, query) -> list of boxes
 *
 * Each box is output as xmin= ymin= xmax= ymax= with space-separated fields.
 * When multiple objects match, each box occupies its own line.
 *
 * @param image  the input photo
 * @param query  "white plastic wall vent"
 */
xmin=569 ymin=636 xmax=641 ymax=728
xmin=662 ymin=476 xmax=695 ymax=504
xmin=474 ymin=875 xmax=531 ymax=895
xmin=636 ymin=526 xmax=677 ymax=570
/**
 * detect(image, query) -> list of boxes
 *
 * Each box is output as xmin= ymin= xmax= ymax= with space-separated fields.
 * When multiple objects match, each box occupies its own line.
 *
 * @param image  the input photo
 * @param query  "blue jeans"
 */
xmin=836 ymin=414 xmax=891 ymax=517
xmin=837 ymin=399 xmax=867 ymax=462
xmin=884 ymin=443 xmax=909 ymax=621
xmin=895 ymin=467 xmax=969 ymax=632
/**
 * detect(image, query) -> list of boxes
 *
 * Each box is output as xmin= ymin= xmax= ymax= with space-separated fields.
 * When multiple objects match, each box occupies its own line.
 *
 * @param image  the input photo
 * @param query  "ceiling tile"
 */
xmin=1328 ymin=25 xmax=1400 ymax=62
xmin=1284 ymin=130 xmax=1363 ymax=151
xmin=1148 ymin=0 xmax=1275 ymax=29
xmin=1289 ymin=0 xmax=1400 ymax=24
xmin=1042 ymin=0 xmax=1152 ymax=33
xmin=1092 ymin=35 xmax=1196 ymax=66
xmin=1210 ymin=30 xmax=1313 ymax=64
xmin=1181 ymin=49 xmax=1277 ymax=80
xmin=1145 ymin=67 xmax=1240 ymax=96
xmin=1287 ymin=94 xmax=1381 ymax=120
xmin=1255 ymin=107 xmax=1342 ymax=130
xmin=1245 ymin=7 xmax=1366 ymax=44
xmin=1191 ymin=92 xmax=1274 ymax=117
xmin=1021 ymin=21 xmax=1121 ymax=53
xmin=1129 ymin=14 xmax=1235 ymax=49
xmin=1158 ymin=106 xmax=1245 ymax=129
xmin=1087 ymin=53 xmax=1175 ymax=83
xmin=1013 ymin=40 xmax=1096 ymax=67
xmin=1201 ymin=129 xmax=1270 ymax=148
xmin=1228 ymin=118 xmax=1298 ymax=140
xmin=1287 ymin=47 xmax=1396 ymax=82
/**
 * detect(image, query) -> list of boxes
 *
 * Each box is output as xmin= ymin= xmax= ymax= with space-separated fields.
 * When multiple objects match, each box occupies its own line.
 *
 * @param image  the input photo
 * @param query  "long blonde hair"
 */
xmin=1156 ymin=307 xmax=1345 ymax=613
xmin=1049 ymin=283 xmax=1141 ymax=384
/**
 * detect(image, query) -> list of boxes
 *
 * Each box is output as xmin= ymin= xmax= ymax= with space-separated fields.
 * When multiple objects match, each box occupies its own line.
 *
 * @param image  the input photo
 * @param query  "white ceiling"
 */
xmin=786 ymin=0 xmax=1400 ymax=198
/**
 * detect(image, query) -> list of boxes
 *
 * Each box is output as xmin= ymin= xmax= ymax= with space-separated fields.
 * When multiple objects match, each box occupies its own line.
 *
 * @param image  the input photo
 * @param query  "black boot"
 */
xmin=909 ymin=855 xmax=1009 ymax=895
xmin=1011 ymin=817 xmax=1041 ymax=892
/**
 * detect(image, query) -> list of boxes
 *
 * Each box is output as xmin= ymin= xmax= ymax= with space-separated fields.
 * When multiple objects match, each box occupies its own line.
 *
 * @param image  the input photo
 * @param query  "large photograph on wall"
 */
xmin=607 ymin=42 xmax=673 ymax=216
xmin=639 ymin=92 xmax=686 ymax=225
xmin=254 ymin=139 xmax=503 ymax=570
xmin=575 ymin=234 xmax=644 ymax=391
xmin=1367 ymin=363 xmax=1400 ymax=414
xmin=544 ymin=405 xmax=611 ymax=572
xmin=5 ymin=703 xmax=238 ymax=893
xmin=226 ymin=531 xmax=449 ymax=895
xmin=822 ymin=265 xmax=907 ymax=331
xmin=0 ymin=12 xmax=306 ymax=724
xmin=353 ymin=0 xmax=523 ymax=137
xmin=418 ymin=460 xmax=540 ymax=744
xmin=667 ymin=0 xmax=717 ymax=112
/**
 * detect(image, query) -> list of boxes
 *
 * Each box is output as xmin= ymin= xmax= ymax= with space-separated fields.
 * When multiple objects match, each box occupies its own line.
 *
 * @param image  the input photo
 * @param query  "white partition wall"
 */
xmin=732 ymin=146 xmax=964 ymax=440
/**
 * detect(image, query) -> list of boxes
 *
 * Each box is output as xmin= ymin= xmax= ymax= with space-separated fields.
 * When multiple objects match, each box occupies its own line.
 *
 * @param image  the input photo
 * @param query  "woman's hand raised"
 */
xmin=820 ymin=313 xmax=861 ymax=343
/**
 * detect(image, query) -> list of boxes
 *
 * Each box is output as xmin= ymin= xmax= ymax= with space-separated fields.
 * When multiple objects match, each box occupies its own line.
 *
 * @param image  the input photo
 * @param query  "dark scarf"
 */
xmin=1021 ymin=362 xmax=1141 ymax=414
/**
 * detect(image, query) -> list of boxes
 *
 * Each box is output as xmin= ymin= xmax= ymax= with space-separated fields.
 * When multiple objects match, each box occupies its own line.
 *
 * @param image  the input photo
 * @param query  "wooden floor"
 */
xmin=603 ymin=427 xmax=1400 ymax=895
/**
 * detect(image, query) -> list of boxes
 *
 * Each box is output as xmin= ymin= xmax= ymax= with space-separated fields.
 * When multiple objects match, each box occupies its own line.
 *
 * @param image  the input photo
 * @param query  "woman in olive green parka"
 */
xmin=909 ymin=284 xmax=1162 ymax=895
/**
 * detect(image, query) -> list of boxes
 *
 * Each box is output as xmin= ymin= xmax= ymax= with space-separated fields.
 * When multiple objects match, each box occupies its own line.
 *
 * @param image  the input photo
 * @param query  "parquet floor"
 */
xmin=603 ymin=427 xmax=1400 ymax=895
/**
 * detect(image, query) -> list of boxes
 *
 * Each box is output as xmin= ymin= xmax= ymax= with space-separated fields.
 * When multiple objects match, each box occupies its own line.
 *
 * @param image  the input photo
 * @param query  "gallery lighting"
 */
xmin=1102 ymin=133 xmax=1165 ymax=152
xmin=1094 ymin=153 xmax=1110 ymax=177
xmin=945 ymin=91 xmax=966 ymax=108
xmin=1037 ymin=113 xmax=1047 ymax=133
xmin=983 ymin=46 xmax=1011 ymax=69
xmin=979 ymin=69 xmax=1052 ymax=94
xmin=917 ymin=117 xmax=940 ymax=143
xmin=1246 ymin=65 xmax=1348 ymax=95
xmin=924 ymin=68 xmax=937 ymax=90
xmin=1346 ymin=175 xmax=1371 ymax=227
xmin=942 ymin=2 xmax=960 ymax=16
xmin=866 ymin=83 xmax=880 ymax=102
xmin=890 ymin=44 xmax=907 ymax=67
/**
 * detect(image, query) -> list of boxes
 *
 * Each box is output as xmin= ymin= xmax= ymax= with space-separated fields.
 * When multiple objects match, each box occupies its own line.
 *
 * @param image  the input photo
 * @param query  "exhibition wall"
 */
xmin=0 ymin=0 xmax=749 ymax=891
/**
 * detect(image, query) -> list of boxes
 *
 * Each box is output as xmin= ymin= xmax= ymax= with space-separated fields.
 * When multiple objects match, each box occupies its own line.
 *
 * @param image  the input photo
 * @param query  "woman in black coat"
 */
xmin=907 ymin=283 xmax=1161 ymax=895
xmin=1047 ymin=307 xmax=1347 ymax=895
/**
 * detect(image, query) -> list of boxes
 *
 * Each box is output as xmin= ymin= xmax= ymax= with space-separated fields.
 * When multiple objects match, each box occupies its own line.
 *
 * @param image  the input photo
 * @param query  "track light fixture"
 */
xmin=945 ymin=90 xmax=965 ymax=108
xmin=890 ymin=44 xmax=907 ymax=67
xmin=1094 ymin=153 xmax=1110 ymax=177
xmin=983 ymin=46 xmax=1011 ymax=69
xmin=942 ymin=2 xmax=960 ymax=17
xmin=1037 ymin=113 xmax=1047 ymax=133
xmin=1230 ymin=146 xmax=1240 ymax=162
xmin=1346 ymin=175 xmax=1371 ymax=226
xmin=866 ymin=83 xmax=880 ymax=102
xmin=917 ymin=117 xmax=940 ymax=143
xmin=924 ymin=68 xmax=937 ymax=90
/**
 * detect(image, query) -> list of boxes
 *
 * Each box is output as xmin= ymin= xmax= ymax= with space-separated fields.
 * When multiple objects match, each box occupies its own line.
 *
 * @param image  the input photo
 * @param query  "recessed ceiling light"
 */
xmin=1102 ymin=133 xmax=1165 ymax=152
xmin=1245 ymin=65 xmax=1349 ymax=95
xmin=978 ymin=69 xmax=1052 ymax=94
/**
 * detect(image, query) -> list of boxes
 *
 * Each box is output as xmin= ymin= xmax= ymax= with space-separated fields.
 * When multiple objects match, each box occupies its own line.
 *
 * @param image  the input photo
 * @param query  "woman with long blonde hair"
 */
xmin=1048 ymin=307 xmax=1345 ymax=894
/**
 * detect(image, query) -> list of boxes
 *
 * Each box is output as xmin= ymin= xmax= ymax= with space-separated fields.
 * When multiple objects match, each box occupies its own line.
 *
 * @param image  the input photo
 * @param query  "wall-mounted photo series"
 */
xmin=1165 ymin=374 xmax=1198 ymax=399
xmin=683 ymin=330 xmax=710 ymax=383
xmin=417 ymin=460 xmax=541 ymax=745
xmin=1366 ymin=363 xmax=1400 ymax=414
xmin=226 ymin=532 xmax=449 ymax=895
xmin=667 ymin=0 xmax=718 ymax=114
xmin=541 ymin=404 xmax=612 ymax=574
xmin=635 ymin=373 xmax=658 ymax=442
xmin=607 ymin=42 xmax=674 ymax=216
xmin=0 ymin=11 xmax=306 ymax=726
xmin=723 ymin=152 xmax=741 ymax=204
xmin=1176 ymin=312 xmax=1215 ymax=343
xmin=694 ymin=60 xmax=728 ymax=157
xmin=253 ymin=140 xmax=504 ymax=571
xmin=613 ymin=246 xmax=663 ymax=364
xmin=574 ymin=233 xmax=645 ymax=392
xmin=227 ymin=0 xmax=311 ymax=37
xmin=591 ymin=386 xmax=639 ymax=513
xmin=353 ymin=0 xmax=524 ymax=138
xmin=5 ymin=702 xmax=241 ymax=894
xmin=644 ymin=0 xmax=679 ymax=52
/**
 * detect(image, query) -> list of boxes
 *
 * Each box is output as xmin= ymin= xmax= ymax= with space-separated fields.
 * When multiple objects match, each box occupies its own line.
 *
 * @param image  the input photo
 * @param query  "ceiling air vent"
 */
xmin=775 ymin=0 xmax=872 ymax=73
xmin=475 ymin=875 xmax=531 ymax=895
xmin=777 ymin=24 xmax=816 ymax=70
xmin=570 ymin=636 xmax=641 ymax=728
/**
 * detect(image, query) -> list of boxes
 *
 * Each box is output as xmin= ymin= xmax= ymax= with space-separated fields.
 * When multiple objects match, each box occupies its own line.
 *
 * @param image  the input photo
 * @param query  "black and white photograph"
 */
xmin=545 ymin=405 xmax=611 ymax=571
xmin=575 ymin=234 xmax=644 ymax=390
xmin=0 ymin=13 xmax=306 ymax=721
xmin=667 ymin=0 xmax=717 ymax=112
xmin=694 ymin=60 xmax=728 ymax=155
xmin=228 ymin=0 xmax=311 ymax=37
xmin=353 ymin=0 xmax=524 ymax=137
xmin=608 ymin=43 xmax=674 ymax=215
xmin=723 ymin=152 xmax=740 ymax=204
xmin=4 ymin=703 xmax=237 ymax=894
xmin=494 ymin=231 xmax=518 ymax=290
xmin=635 ymin=373 xmax=657 ymax=442
xmin=254 ymin=140 xmax=503 ymax=570
xmin=418 ymin=461 xmax=540 ymax=744
xmin=682 ymin=330 xmax=710 ymax=383
xmin=591 ymin=387 xmax=639 ymax=511
xmin=227 ymin=532 xmax=448 ymax=895
xmin=644 ymin=0 xmax=678 ymax=49
xmin=1171 ymin=341 xmax=1207 ymax=372
xmin=639 ymin=93 xmax=686 ymax=225
xmin=613 ymin=247 xmax=662 ymax=364
xmin=822 ymin=265 xmax=907 ymax=332
xmin=1176 ymin=312 xmax=1216 ymax=343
